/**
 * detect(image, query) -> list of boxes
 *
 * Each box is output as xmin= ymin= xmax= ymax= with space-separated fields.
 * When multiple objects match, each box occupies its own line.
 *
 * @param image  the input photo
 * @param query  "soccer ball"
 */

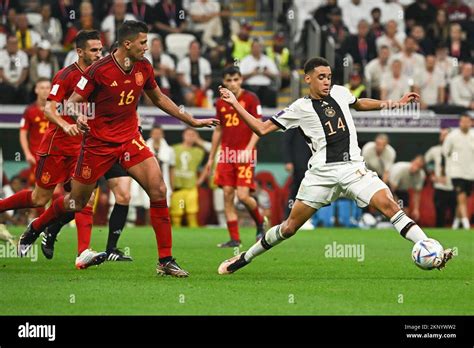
xmin=412 ymin=239 xmax=444 ymax=270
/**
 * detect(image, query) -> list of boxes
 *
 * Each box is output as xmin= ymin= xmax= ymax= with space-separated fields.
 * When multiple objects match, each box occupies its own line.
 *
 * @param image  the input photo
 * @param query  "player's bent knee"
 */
xmin=115 ymin=191 xmax=131 ymax=205
xmin=280 ymin=219 xmax=298 ymax=238
xmin=31 ymin=190 xmax=52 ymax=207
xmin=148 ymin=183 xmax=167 ymax=201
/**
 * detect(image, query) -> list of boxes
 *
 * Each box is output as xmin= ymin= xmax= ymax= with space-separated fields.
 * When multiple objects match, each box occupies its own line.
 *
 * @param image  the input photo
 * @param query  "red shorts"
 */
xmin=35 ymin=154 xmax=78 ymax=190
xmin=214 ymin=162 xmax=256 ymax=189
xmin=73 ymin=131 xmax=153 ymax=185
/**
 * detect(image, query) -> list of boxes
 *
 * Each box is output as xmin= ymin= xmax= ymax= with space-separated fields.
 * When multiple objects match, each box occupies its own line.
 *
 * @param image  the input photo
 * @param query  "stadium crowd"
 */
xmin=0 ymin=0 xmax=473 ymax=230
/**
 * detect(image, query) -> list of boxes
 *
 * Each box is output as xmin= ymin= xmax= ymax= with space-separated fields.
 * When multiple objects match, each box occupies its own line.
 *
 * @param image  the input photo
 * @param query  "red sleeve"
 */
xmin=20 ymin=107 xmax=31 ymax=130
xmin=144 ymin=60 xmax=158 ymax=90
xmin=48 ymin=75 xmax=70 ymax=103
xmin=74 ymin=72 xmax=97 ymax=100
xmin=215 ymin=100 xmax=222 ymax=122
xmin=251 ymin=93 xmax=262 ymax=119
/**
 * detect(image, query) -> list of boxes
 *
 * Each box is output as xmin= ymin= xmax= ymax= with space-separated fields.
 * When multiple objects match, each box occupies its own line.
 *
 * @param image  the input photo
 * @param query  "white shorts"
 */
xmin=296 ymin=161 xmax=388 ymax=210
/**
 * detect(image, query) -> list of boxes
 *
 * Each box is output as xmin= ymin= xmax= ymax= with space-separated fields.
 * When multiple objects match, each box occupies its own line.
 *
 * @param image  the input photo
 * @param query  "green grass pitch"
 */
xmin=0 ymin=226 xmax=472 ymax=315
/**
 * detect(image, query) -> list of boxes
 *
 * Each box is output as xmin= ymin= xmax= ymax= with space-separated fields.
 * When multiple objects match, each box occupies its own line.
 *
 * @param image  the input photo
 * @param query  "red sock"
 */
xmin=75 ymin=206 xmax=93 ymax=255
xmin=150 ymin=200 xmax=172 ymax=260
xmin=227 ymin=220 xmax=240 ymax=241
xmin=247 ymin=205 xmax=264 ymax=226
xmin=0 ymin=189 xmax=33 ymax=212
xmin=32 ymin=196 xmax=66 ymax=231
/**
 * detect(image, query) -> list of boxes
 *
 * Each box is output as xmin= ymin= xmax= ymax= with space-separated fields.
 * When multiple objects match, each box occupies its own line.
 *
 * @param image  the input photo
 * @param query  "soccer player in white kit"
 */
xmin=217 ymin=57 xmax=454 ymax=274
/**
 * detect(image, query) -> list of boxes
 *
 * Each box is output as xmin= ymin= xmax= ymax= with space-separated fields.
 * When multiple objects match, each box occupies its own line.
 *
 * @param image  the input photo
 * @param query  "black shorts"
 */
xmin=395 ymin=190 xmax=409 ymax=209
xmin=452 ymin=178 xmax=473 ymax=195
xmin=104 ymin=162 xmax=129 ymax=181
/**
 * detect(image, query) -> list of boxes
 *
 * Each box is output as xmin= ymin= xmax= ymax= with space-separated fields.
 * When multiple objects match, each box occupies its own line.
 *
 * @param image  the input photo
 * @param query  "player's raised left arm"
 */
xmin=352 ymin=92 xmax=420 ymax=111
xmin=145 ymin=87 xmax=219 ymax=128
xmin=219 ymin=86 xmax=278 ymax=137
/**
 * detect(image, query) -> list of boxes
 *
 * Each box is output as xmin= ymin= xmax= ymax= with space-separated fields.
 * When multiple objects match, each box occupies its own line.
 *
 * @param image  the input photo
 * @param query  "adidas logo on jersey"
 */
xmin=110 ymin=81 xmax=118 ymax=87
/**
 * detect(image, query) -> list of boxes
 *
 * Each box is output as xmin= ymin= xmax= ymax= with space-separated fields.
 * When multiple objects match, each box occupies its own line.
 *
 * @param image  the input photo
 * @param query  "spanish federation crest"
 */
xmin=135 ymin=72 xmax=144 ymax=86
xmin=41 ymin=172 xmax=51 ymax=184
xmin=324 ymin=106 xmax=336 ymax=117
xmin=82 ymin=166 xmax=91 ymax=180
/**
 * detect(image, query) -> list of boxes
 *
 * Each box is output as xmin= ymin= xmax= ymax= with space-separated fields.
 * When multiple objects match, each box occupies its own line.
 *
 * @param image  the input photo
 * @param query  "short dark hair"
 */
xmin=36 ymin=77 xmax=51 ymax=85
xmin=75 ymin=30 xmax=101 ymax=49
xmin=117 ymin=20 xmax=149 ymax=44
xmin=303 ymin=57 xmax=330 ymax=74
xmin=460 ymin=113 xmax=472 ymax=119
xmin=151 ymin=124 xmax=163 ymax=130
xmin=222 ymin=66 xmax=241 ymax=78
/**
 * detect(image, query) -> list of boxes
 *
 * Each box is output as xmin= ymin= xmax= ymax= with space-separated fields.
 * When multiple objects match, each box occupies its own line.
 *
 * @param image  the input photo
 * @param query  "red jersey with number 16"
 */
xmin=74 ymin=52 xmax=157 ymax=143
xmin=215 ymin=89 xmax=262 ymax=150
xmin=38 ymin=62 xmax=84 ymax=156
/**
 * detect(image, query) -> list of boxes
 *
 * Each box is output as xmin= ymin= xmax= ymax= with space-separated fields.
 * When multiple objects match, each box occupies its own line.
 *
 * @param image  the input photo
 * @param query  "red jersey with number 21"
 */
xmin=215 ymin=89 xmax=262 ymax=150
xmin=74 ymin=52 xmax=157 ymax=143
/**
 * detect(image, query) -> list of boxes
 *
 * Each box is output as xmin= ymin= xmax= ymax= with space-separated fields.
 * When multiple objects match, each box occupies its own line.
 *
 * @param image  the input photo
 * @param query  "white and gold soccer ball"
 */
xmin=412 ymin=238 xmax=444 ymax=270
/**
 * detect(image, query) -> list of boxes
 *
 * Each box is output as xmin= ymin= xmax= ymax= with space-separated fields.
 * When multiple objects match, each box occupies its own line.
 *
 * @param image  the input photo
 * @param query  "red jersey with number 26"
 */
xmin=38 ymin=63 xmax=84 ymax=156
xmin=215 ymin=89 xmax=262 ymax=150
xmin=74 ymin=52 xmax=157 ymax=143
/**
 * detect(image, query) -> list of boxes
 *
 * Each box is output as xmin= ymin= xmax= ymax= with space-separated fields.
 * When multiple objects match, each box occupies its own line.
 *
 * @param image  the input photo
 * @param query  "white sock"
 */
xmin=244 ymin=224 xmax=286 ymax=262
xmin=390 ymin=210 xmax=427 ymax=243
xmin=452 ymin=217 xmax=460 ymax=229
xmin=461 ymin=218 xmax=470 ymax=229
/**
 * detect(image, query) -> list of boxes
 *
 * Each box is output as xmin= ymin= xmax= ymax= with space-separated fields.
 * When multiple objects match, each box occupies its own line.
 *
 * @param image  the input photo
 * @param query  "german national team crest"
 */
xmin=41 ymin=172 xmax=51 ymax=184
xmin=324 ymin=107 xmax=336 ymax=117
xmin=135 ymin=72 xmax=144 ymax=86
xmin=82 ymin=166 xmax=91 ymax=180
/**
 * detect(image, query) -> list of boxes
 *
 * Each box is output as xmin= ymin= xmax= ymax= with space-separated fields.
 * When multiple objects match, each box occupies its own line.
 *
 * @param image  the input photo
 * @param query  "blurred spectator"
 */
xmin=342 ymin=19 xmax=376 ymax=70
xmin=362 ymin=133 xmax=396 ymax=183
xmin=314 ymin=0 xmax=340 ymax=26
xmin=230 ymin=20 xmax=252 ymax=62
xmin=380 ymin=59 xmax=411 ymax=101
xmin=445 ymin=0 xmax=471 ymax=25
xmin=405 ymin=0 xmax=437 ymax=33
xmin=391 ymin=36 xmax=425 ymax=83
xmin=0 ymin=0 xmax=21 ymax=27
xmin=443 ymin=114 xmax=474 ymax=229
xmin=447 ymin=23 xmax=471 ymax=63
xmin=369 ymin=7 xmax=384 ymax=39
xmin=176 ymin=40 xmax=212 ymax=106
xmin=101 ymin=0 xmax=136 ymax=49
xmin=148 ymin=36 xmax=176 ymax=98
xmin=28 ymin=40 xmax=59 ymax=96
xmin=189 ymin=0 xmax=220 ymax=39
xmin=365 ymin=45 xmax=391 ymax=99
xmin=418 ymin=55 xmax=446 ymax=109
xmin=202 ymin=4 xmax=239 ymax=56
xmin=170 ymin=128 xmax=206 ymax=227
xmin=379 ymin=0 xmax=405 ymax=34
xmin=389 ymin=156 xmax=426 ymax=221
xmin=344 ymin=70 xmax=367 ymax=98
xmin=152 ymin=0 xmax=188 ymax=42
xmin=424 ymin=128 xmax=456 ymax=227
xmin=449 ymin=62 xmax=474 ymax=109
xmin=376 ymin=20 xmax=404 ymax=55
xmin=435 ymin=44 xmax=459 ymax=81
xmin=411 ymin=25 xmax=435 ymax=55
xmin=50 ymin=0 xmax=80 ymax=36
xmin=126 ymin=0 xmax=155 ymax=24
xmin=265 ymin=32 xmax=295 ymax=90
xmin=342 ymin=0 xmax=373 ymax=35
xmin=15 ymin=12 xmax=41 ymax=56
xmin=321 ymin=7 xmax=349 ymax=52
xmin=4 ymin=7 xmax=18 ymax=34
xmin=427 ymin=9 xmax=450 ymax=45
xmin=0 ymin=35 xmax=28 ymax=104
xmin=34 ymin=3 xmax=63 ymax=52
xmin=19 ymin=78 xmax=51 ymax=182
xmin=64 ymin=1 xmax=103 ymax=50
xmin=240 ymin=38 xmax=279 ymax=107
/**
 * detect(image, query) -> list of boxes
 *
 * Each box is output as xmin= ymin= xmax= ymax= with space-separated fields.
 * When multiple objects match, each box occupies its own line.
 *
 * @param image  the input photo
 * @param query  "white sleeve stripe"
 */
xmin=270 ymin=117 xmax=286 ymax=130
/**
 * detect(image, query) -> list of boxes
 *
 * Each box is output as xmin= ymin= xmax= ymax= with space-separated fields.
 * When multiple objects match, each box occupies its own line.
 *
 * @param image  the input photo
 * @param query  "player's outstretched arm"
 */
xmin=353 ymin=92 xmax=420 ymax=111
xmin=219 ymin=86 xmax=279 ymax=136
xmin=44 ymin=100 xmax=80 ymax=136
xmin=145 ymin=87 xmax=219 ymax=128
